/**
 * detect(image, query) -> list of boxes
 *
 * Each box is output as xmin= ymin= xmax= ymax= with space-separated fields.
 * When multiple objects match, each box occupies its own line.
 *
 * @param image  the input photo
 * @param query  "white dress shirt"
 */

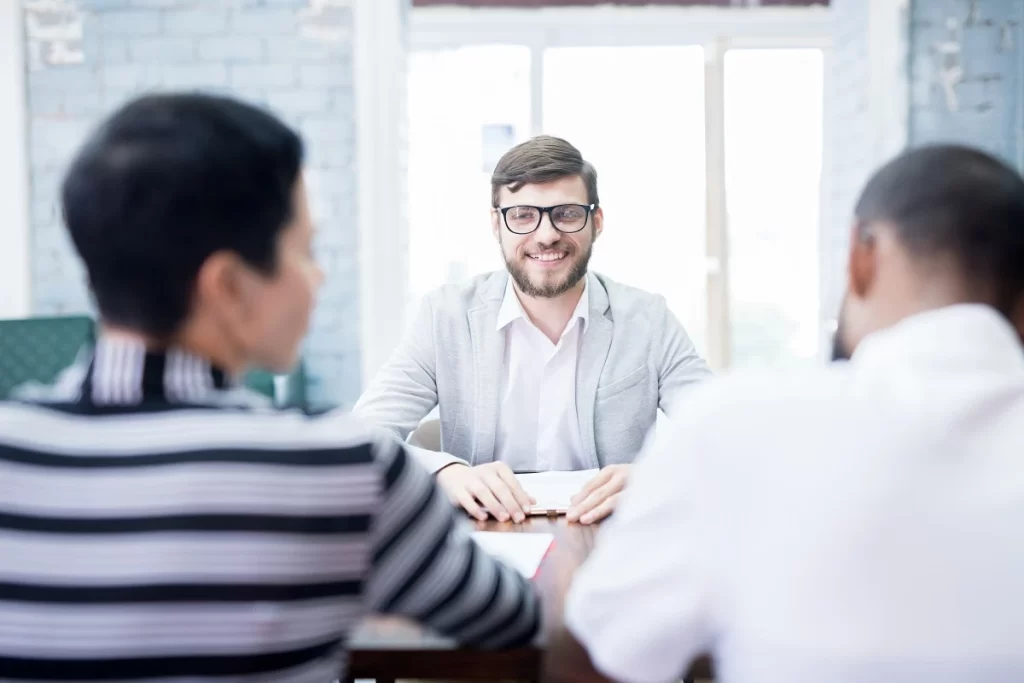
xmin=494 ymin=278 xmax=589 ymax=472
xmin=566 ymin=304 xmax=1024 ymax=683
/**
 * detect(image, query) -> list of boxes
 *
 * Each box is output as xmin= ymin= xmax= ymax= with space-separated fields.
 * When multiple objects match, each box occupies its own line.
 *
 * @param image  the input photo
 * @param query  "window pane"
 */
xmin=407 ymin=46 xmax=532 ymax=312
xmin=724 ymin=48 xmax=823 ymax=369
xmin=542 ymin=46 xmax=708 ymax=355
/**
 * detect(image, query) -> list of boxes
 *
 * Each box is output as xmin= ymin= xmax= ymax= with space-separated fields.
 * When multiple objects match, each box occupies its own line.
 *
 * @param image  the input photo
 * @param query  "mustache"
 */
xmin=523 ymin=242 xmax=573 ymax=256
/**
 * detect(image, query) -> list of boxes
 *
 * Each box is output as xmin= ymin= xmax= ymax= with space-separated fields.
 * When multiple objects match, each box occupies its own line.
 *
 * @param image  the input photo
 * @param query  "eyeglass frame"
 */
xmin=494 ymin=203 xmax=598 ymax=235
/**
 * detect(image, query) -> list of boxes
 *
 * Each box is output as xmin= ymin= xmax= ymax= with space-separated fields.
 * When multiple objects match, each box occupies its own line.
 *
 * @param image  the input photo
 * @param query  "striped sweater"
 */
xmin=0 ymin=337 xmax=540 ymax=682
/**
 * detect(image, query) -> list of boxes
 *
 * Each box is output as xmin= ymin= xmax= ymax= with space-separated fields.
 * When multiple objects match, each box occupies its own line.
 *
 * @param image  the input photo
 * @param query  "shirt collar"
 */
xmin=851 ymin=304 xmax=1024 ymax=374
xmin=495 ymin=276 xmax=591 ymax=334
xmin=80 ymin=336 xmax=244 ymax=407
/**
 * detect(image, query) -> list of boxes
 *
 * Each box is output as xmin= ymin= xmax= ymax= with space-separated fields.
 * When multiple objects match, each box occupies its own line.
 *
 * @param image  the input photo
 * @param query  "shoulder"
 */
xmin=419 ymin=271 xmax=508 ymax=316
xmin=0 ymin=399 xmax=391 ymax=465
xmin=593 ymin=272 xmax=671 ymax=322
xmin=662 ymin=363 xmax=856 ymax=446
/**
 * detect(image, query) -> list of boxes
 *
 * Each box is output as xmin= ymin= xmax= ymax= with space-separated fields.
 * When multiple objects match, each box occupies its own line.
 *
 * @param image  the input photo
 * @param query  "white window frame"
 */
xmin=405 ymin=4 xmax=832 ymax=371
xmin=0 ymin=1 xmax=32 ymax=319
xmin=354 ymin=0 xmax=410 ymax=385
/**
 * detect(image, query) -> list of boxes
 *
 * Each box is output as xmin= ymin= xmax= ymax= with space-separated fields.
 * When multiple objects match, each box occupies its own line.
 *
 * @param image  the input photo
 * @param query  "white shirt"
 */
xmin=493 ymin=278 xmax=589 ymax=472
xmin=566 ymin=305 xmax=1024 ymax=683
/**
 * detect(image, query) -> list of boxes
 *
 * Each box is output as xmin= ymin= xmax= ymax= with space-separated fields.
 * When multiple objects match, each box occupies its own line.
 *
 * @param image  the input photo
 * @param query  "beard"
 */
xmin=503 ymin=238 xmax=592 ymax=299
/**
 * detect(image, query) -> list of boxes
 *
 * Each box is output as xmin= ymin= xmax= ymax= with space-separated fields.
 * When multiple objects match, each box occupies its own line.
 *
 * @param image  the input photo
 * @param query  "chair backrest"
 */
xmin=408 ymin=418 xmax=442 ymax=452
xmin=0 ymin=316 xmax=95 ymax=399
xmin=243 ymin=362 xmax=308 ymax=410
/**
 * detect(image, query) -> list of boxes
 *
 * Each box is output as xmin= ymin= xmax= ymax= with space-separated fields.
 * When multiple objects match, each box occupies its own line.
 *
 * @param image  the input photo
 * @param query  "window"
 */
xmin=407 ymin=5 xmax=829 ymax=368
xmin=724 ymin=48 xmax=824 ymax=368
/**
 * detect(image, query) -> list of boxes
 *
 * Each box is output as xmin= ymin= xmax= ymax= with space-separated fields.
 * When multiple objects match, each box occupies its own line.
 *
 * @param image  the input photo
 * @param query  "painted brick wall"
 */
xmin=821 ymin=0 xmax=873 ymax=334
xmin=23 ymin=0 xmax=364 ymax=408
xmin=908 ymin=0 xmax=1023 ymax=169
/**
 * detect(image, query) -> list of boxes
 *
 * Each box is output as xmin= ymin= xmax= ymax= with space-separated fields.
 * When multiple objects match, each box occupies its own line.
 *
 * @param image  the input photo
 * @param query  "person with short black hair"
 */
xmin=0 ymin=93 xmax=539 ymax=683
xmin=554 ymin=144 xmax=1024 ymax=683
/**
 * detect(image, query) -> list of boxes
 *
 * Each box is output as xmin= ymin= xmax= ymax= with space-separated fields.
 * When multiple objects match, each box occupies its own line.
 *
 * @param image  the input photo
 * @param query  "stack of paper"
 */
xmin=516 ymin=469 xmax=599 ymax=515
xmin=471 ymin=532 xmax=553 ymax=578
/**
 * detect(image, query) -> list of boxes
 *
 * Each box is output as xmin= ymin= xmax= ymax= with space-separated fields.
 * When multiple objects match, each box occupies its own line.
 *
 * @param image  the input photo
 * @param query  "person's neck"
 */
xmin=100 ymin=323 xmax=247 ymax=376
xmin=515 ymin=278 xmax=586 ymax=344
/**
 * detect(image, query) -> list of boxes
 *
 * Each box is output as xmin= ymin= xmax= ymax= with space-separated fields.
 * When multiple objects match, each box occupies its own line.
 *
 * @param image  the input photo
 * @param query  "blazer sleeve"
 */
xmin=655 ymin=300 xmax=714 ymax=417
xmin=353 ymin=295 xmax=468 ymax=474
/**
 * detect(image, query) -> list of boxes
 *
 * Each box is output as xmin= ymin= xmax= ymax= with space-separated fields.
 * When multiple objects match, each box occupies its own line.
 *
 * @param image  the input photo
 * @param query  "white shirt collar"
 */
xmin=851 ymin=304 xmax=1024 ymax=374
xmin=496 ymin=275 xmax=591 ymax=335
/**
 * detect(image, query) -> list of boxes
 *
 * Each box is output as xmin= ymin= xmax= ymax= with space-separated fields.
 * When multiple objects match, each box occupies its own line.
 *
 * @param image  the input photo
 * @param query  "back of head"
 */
xmin=490 ymin=135 xmax=599 ymax=207
xmin=62 ymin=93 xmax=304 ymax=339
xmin=854 ymin=144 xmax=1024 ymax=322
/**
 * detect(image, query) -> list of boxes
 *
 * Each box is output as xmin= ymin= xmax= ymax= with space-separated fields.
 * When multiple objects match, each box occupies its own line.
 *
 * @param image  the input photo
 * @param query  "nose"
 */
xmin=534 ymin=212 xmax=560 ymax=244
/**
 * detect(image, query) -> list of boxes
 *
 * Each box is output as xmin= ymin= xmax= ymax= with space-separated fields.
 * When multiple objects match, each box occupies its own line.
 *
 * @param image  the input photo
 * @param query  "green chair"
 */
xmin=0 ymin=316 xmax=95 ymax=399
xmin=244 ymin=361 xmax=308 ymax=410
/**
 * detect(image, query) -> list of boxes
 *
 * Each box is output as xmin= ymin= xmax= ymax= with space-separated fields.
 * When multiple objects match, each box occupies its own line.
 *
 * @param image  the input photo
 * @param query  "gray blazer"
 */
xmin=353 ymin=271 xmax=713 ymax=473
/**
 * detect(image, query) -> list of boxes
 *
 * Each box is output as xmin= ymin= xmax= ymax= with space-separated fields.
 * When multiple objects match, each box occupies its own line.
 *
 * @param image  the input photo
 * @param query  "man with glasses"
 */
xmin=356 ymin=135 xmax=711 ymax=524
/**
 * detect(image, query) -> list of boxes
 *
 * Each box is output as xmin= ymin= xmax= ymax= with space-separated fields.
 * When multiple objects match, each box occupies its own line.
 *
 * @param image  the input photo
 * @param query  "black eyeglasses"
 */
xmin=496 ymin=204 xmax=597 ymax=235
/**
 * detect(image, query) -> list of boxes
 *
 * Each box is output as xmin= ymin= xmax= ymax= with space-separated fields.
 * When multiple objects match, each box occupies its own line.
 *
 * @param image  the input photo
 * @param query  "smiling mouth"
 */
xmin=527 ymin=251 xmax=567 ymax=262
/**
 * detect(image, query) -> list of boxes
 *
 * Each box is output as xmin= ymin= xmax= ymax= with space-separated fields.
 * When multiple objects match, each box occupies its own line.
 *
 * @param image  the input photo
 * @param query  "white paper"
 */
xmin=517 ymin=470 xmax=599 ymax=515
xmin=471 ymin=531 xmax=553 ymax=578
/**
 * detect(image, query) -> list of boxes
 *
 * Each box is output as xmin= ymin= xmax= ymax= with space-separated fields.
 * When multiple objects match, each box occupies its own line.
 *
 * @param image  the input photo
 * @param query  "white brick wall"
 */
xmin=821 ymin=0 xmax=873 ymax=336
xmin=22 ymin=0 xmax=374 ymax=408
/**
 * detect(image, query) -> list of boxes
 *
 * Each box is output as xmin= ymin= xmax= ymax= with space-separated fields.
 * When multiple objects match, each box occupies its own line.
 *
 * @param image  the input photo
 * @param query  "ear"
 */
xmin=491 ymin=208 xmax=502 ymax=243
xmin=847 ymin=220 xmax=877 ymax=299
xmin=194 ymin=250 xmax=253 ymax=324
xmin=592 ymin=206 xmax=604 ymax=241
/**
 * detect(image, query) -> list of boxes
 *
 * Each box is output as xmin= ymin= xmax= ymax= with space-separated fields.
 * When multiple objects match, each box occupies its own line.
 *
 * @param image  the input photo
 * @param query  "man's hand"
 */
xmin=566 ymin=464 xmax=630 ymax=525
xmin=436 ymin=462 xmax=536 ymax=523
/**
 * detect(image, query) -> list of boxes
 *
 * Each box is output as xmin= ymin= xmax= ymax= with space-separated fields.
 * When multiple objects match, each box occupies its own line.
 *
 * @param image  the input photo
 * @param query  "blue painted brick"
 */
xmin=230 ymin=8 xmax=297 ymax=35
xmin=103 ymin=63 xmax=160 ymax=88
xmin=908 ymin=0 xmax=1022 ymax=169
xmin=97 ymin=37 xmax=132 ymax=64
xmin=265 ymin=88 xmax=332 ymax=115
xmin=265 ymin=36 xmax=349 ymax=62
xmin=230 ymin=63 xmax=297 ymax=87
xmin=299 ymin=63 xmax=352 ymax=88
xmin=29 ymin=89 xmax=63 ymax=116
xmin=99 ymin=10 xmax=162 ymax=36
xmin=30 ymin=65 xmax=101 ymax=93
xmin=163 ymin=64 xmax=229 ymax=88
xmin=197 ymin=36 xmax=265 ymax=61
xmin=130 ymin=37 xmax=196 ymax=62
xmin=163 ymin=8 xmax=229 ymax=35
xmin=64 ymin=90 xmax=105 ymax=115
xmin=129 ymin=0 xmax=203 ymax=7
xmin=77 ymin=0 xmax=132 ymax=10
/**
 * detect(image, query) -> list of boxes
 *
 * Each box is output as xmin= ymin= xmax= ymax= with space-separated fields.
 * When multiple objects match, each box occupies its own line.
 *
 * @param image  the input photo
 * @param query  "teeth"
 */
xmin=529 ymin=252 xmax=566 ymax=262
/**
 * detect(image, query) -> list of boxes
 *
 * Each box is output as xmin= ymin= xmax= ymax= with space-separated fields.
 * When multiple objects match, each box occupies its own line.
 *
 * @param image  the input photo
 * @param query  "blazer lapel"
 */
xmin=576 ymin=272 xmax=612 ymax=469
xmin=468 ymin=273 xmax=507 ymax=465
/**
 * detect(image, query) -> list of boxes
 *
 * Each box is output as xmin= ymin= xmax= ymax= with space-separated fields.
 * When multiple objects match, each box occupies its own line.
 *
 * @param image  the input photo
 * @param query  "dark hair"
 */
xmin=490 ymin=135 xmax=599 ymax=208
xmin=62 ymin=93 xmax=304 ymax=337
xmin=855 ymin=144 xmax=1024 ymax=316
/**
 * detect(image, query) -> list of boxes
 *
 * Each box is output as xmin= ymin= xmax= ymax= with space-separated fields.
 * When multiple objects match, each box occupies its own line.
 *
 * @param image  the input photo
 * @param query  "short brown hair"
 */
xmin=490 ymin=135 xmax=599 ymax=208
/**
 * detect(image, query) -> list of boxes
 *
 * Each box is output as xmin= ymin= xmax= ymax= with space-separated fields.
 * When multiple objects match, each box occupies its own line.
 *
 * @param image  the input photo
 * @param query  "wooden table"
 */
xmin=347 ymin=516 xmax=712 ymax=681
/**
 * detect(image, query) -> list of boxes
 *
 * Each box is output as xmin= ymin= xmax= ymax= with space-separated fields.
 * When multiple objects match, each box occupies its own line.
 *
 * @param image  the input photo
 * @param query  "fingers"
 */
xmin=567 ymin=481 xmax=619 ymax=524
xmin=455 ymin=488 xmax=488 ymax=521
xmin=570 ymin=468 xmax=612 ymax=506
xmin=468 ymin=480 xmax=510 ymax=523
xmin=482 ymin=473 xmax=528 ymax=523
xmin=580 ymin=492 xmax=620 ymax=525
xmin=492 ymin=465 xmax=534 ymax=517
